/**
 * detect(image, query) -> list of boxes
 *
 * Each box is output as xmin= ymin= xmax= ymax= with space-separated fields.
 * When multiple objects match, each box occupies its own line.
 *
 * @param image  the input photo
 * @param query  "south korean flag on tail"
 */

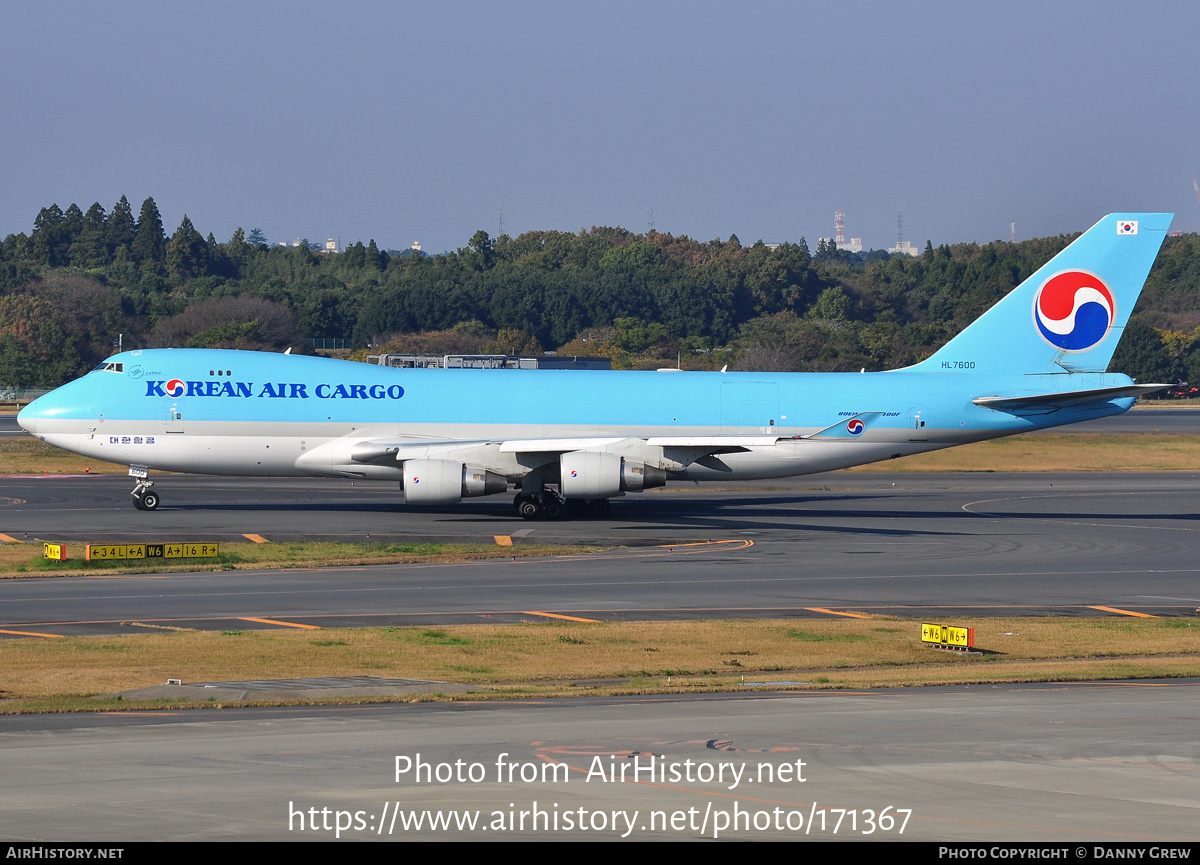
xmin=1117 ymin=220 xmax=1139 ymax=235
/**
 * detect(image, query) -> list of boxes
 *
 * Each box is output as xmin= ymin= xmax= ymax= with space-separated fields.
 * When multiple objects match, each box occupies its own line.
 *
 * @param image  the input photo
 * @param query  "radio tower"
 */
xmin=1010 ymin=218 xmax=1016 ymax=244
xmin=895 ymin=211 xmax=904 ymax=246
xmin=834 ymin=210 xmax=846 ymax=247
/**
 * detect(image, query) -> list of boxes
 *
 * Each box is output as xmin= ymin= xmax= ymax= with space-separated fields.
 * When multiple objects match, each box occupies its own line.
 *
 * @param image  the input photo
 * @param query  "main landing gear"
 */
xmin=513 ymin=490 xmax=611 ymax=520
xmin=131 ymin=479 xmax=160 ymax=511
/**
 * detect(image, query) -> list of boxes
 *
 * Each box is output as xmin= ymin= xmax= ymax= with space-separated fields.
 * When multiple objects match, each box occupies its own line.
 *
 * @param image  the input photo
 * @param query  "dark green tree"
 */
xmin=130 ymin=197 xmax=166 ymax=263
xmin=104 ymin=195 xmax=136 ymax=258
xmin=69 ymin=203 xmax=109 ymax=267
xmin=30 ymin=204 xmax=67 ymax=266
xmin=467 ymin=230 xmax=494 ymax=270
xmin=165 ymin=215 xmax=209 ymax=282
xmin=1109 ymin=319 xmax=1180 ymax=382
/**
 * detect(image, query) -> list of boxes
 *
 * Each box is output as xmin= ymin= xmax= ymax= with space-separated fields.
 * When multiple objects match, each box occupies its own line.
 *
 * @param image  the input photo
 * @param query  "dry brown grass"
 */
xmin=0 ymin=439 xmax=126 ymax=474
xmin=850 ymin=434 xmax=1200 ymax=473
xmin=2 ymin=616 xmax=1196 ymax=711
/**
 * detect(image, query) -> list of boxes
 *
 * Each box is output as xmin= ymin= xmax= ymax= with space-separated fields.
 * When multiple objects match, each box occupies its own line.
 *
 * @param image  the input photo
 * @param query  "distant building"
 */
xmin=368 ymin=354 xmax=611 ymax=371
xmin=324 ymin=238 xmax=340 ymax=254
xmin=411 ymin=240 xmax=422 ymax=252
xmin=887 ymin=240 xmax=920 ymax=257
xmin=833 ymin=209 xmax=863 ymax=253
xmin=822 ymin=237 xmax=863 ymax=253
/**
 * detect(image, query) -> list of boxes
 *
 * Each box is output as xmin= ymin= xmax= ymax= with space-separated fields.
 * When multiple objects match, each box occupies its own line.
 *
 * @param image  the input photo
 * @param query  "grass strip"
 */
xmin=0 ymin=438 xmax=127 ymax=474
xmin=849 ymin=433 xmax=1200 ymax=472
xmin=1 ymin=616 xmax=1196 ymax=713
xmin=0 ymin=541 xmax=604 ymax=579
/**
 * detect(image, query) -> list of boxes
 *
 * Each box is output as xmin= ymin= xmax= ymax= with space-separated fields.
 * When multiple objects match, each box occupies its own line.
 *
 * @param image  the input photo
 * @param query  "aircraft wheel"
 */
xmin=132 ymin=494 xmax=146 ymax=511
xmin=140 ymin=491 xmax=160 ymax=511
xmin=517 ymin=497 xmax=541 ymax=520
xmin=542 ymin=499 xmax=563 ymax=520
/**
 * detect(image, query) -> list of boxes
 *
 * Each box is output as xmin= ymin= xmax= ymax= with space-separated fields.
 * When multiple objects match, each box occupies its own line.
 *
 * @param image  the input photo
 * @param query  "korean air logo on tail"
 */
xmin=1032 ymin=270 xmax=1115 ymax=352
xmin=164 ymin=379 xmax=186 ymax=397
xmin=846 ymin=418 xmax=865 ymax=436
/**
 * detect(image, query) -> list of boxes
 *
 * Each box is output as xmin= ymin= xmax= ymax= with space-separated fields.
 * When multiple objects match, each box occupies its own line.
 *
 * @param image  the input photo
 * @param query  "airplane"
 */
xmin=17 ymin=212 xmax=1173 ymax=519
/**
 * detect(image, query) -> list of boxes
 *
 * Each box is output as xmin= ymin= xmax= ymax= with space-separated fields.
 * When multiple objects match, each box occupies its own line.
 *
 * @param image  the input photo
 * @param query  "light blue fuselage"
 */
xmin=18 ymin=348 xmax=1135 ymax=481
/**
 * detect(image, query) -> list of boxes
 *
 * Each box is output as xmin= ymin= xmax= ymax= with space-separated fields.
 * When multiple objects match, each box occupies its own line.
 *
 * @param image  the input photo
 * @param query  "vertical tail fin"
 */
xmin=907 ymin=213 xmax=1172 ymax=375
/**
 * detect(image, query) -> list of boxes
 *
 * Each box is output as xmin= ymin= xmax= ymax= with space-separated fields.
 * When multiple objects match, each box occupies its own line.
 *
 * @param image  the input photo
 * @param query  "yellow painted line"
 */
xmin=494 ymin=535 xmax=513 ymax=546
xmin=0 ymin=533 xmax=22 ymax=543
xmin=0 ymin=628 xmax=64 ymax=638
xmin=242 ymin=533 xmax=270 ymax=544
xmin=1088 ymin=605 xmax=1157 ymax=618
xmin=521 ymin=611 xmax=602 ymax=623
xmin=657 ymin=539 xmax=754 ymax=550
xmin=239 ymin=616 xmax=320 ymax=630
xmin=805 ymin=607 xmax=872 ymax=619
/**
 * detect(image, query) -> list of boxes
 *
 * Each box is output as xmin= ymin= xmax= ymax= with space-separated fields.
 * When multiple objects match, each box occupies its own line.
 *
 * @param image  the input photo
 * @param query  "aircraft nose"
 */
xmin=17 ymin=399 xmax=39 ymax=435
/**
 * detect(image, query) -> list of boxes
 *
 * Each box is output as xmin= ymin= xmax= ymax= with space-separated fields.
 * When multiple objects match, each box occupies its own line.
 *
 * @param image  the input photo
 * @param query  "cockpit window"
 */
xmin=91 ymin=362 xmax=124 ymax=373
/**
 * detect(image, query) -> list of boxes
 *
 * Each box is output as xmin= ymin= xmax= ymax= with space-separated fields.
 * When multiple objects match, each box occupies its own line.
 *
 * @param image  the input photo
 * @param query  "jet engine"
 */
xmin=402 ymin=459 xmax=507 ymax=505
xmin=559 ymin=451 xmax=666 ymax=498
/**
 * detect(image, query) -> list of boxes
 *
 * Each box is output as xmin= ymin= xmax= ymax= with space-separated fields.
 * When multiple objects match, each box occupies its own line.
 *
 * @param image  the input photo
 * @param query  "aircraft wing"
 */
xmin=349 ymin=435 xmax=793 ymax=465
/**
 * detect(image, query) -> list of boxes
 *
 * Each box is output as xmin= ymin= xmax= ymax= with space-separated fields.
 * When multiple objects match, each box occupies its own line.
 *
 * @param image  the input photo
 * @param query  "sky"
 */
xmin=3 ymin=1 xmax=1200 ymax=254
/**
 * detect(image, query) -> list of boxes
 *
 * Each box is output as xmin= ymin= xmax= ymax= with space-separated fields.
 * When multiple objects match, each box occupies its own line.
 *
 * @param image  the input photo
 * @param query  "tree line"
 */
xmin=2 ymin=195 xmax=1199 ymax=388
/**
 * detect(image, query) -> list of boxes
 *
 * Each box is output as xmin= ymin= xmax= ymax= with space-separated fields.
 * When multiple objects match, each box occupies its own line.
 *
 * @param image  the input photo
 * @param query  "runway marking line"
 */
xmin=96 ymin=712 xmax=177 ymax=716
xmin=493 ymin=535 xmax=513 ymax=546
xmin=521 ymin=611 xmax=602 ymax=623
xmin=239 ymin=616 xmax=320 ymax=630
xmin=804 ymin=607 xmax=872 ymax=619
xmin=0 ymin=628 xmax=63 ymax=638
xmin=0 ymin=533 xmax=22 ymax=543
xmin=1088 ymin=605 xmax=1157 ymax=618
xmin=242 ymin=533 xmax=270 ymax=544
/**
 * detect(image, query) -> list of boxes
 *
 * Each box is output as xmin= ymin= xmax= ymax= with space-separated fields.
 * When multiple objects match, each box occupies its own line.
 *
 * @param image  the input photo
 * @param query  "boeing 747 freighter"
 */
xmin=18 ymin=213 xmax=1173 ymax=518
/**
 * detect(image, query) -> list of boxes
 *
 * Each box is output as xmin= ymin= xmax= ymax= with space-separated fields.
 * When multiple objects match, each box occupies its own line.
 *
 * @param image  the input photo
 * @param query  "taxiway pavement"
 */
xmin=2 ymin=472 xmax=1199 ymax=636
xmin=0 ymin=681 xmax=1196 ymax=841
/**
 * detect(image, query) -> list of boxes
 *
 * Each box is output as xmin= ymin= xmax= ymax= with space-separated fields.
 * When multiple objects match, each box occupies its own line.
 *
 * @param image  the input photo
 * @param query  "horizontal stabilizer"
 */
xmin=973 ymin=384 xmax=1170 ymax=414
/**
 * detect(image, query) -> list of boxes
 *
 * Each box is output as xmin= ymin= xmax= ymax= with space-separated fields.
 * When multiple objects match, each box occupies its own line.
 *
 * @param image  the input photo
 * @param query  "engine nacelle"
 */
xmin=621 ymin=459 xmax=667 ymax=492
xmin=402 ymin=459 xmax=506 ymax=505
xmin=559 ymin=451 xmax=666 ymax=498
